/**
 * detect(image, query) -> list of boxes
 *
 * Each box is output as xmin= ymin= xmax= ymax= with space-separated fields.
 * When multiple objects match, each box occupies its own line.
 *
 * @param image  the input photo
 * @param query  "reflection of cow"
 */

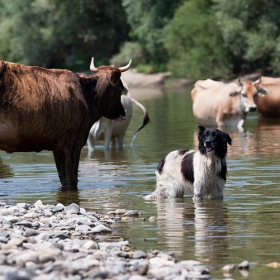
xmin=254 ymin=76 xmax=280 ymax=118
xmin=191 ymin=79 xmax=257 ymax=128
xmin=0 ymin=58 xmax=131 ymax=189
xmin=87 ymin=81 xmax=150 ymax=151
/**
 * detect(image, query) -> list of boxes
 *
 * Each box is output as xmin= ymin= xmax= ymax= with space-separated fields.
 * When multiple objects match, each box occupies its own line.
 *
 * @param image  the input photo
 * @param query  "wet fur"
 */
xmin=145 ymin=126 xmax=232 ymax=201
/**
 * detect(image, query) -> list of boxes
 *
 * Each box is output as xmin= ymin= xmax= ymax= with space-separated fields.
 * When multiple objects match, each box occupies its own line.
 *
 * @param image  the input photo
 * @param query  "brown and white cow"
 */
xmin=87 ymin=80 xmax=150 ymax=151
xmin=191 ymin=78 xmax=257 ymax=128
xmin=253 ymin=76 xmax=280 ymax=118
xmin=0 ymin=58 xmax=131 ymax=189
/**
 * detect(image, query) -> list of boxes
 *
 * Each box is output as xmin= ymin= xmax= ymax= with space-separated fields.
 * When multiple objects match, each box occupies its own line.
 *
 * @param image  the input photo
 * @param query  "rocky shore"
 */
xmin=0 ymin=201 xmax=248 ymax=280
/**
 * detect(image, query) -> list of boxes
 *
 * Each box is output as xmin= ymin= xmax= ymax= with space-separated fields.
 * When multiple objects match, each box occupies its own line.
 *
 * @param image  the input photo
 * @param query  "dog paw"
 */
xmin=143 ymin=194 xmax=153 ymax=200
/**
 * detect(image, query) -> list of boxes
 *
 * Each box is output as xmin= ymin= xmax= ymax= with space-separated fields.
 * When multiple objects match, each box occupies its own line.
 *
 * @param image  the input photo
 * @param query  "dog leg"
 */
xmin=192 ymin=178 xmax=206 ymax=201
xmin=210 ymin=180 xmax=225 ymax=200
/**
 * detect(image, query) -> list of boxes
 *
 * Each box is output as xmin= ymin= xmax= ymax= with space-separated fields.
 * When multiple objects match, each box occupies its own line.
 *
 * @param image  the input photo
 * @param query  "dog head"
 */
xmin=197 ymin=126 xmax=232 ymax=158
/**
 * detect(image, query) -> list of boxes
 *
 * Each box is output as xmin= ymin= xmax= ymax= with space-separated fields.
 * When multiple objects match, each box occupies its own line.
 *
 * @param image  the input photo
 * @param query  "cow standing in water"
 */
xmin=191 ymin=78 xmax=258 ymax=129
xmin=253 ymin=76 xmax=280 ymax=118
xmin=0 ymin=58 xmax=131 ymax=189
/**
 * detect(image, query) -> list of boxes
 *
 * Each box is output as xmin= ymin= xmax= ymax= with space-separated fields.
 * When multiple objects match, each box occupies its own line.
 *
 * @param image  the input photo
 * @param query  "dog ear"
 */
xmin=223 ymin=132 xmax=232 ymax=145
xmin=197 ymin=126 xmax=205 ymax=134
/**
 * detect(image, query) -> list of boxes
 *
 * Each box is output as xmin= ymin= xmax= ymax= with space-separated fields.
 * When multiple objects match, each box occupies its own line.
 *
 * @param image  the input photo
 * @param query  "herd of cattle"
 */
xmin=191 ymin=76 xmax=280 ymax=128
xmin=0 ymin=57 xmax=279 ymax=189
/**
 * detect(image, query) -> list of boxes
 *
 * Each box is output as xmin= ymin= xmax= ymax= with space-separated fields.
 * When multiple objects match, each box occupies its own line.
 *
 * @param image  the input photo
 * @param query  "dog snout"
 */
xmin=205 ymin=140 xmax=212 ymax=147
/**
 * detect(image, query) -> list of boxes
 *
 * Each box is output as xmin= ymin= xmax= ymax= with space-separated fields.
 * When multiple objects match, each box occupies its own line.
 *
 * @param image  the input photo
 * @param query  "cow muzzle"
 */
xmin=248 ymin=106 xmax=257 ymax=112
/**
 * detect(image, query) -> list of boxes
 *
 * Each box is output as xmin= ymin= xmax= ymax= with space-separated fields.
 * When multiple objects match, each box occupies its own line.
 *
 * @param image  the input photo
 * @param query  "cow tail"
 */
xmin=130 ymin=98 xmax=151 ymax=147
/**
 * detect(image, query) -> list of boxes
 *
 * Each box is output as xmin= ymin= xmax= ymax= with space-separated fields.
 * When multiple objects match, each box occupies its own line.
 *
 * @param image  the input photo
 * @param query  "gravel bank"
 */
xmin=0 ymin=200 xmax=215 ymax=280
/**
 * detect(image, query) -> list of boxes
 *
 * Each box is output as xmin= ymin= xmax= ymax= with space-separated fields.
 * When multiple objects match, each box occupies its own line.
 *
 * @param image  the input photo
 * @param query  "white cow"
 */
xmin=87 ymin=81 xmax=150 ymax=151
xmin=191 ymin=78 xmax=258 ymax=129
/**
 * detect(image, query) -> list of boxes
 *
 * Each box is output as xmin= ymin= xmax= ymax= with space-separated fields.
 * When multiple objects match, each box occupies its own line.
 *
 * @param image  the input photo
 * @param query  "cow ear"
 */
xmin=110 ymin=69 xmax=121 ymax=86
xmin=223 ymin=132 xmax=232 ymax=145
xmin=237 ymin=76 xmax=242 ymax=86
xmin=253 ymin=76 xmax=261 ymax=86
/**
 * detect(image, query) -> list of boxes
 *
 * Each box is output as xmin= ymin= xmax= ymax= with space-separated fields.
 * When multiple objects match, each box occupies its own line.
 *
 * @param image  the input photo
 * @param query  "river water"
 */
xmin=1 ymin=85 xmax=280 ymax=279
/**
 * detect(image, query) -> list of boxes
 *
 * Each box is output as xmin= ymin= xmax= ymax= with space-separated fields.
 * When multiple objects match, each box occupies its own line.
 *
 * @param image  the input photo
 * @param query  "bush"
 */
xmin=164 ymin=0 xmax=232 ymax=79
xmin=110 ymin=41 xmax=146 ymax=67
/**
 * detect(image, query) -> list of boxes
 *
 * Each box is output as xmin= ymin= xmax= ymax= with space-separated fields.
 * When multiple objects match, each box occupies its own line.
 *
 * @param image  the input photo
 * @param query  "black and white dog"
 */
xmin=145 ymin=126 xmax=232 ymax=201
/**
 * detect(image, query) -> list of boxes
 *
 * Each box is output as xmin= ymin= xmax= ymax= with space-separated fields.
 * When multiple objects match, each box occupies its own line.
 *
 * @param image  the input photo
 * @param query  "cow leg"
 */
xmin=117 ymin=133 xmax=125 ymax=149
xmin=53 ymin=150 xmax=68 ymax=188
xmin=87 ymin=133 xmax=95 ymax=152
xmin=64 ymin=146 xmax=81 ymax=189
xmin=103 ymin=125 xmax=113 ymax=150
xmin=53 ymin=146 xmax=81 ymax=189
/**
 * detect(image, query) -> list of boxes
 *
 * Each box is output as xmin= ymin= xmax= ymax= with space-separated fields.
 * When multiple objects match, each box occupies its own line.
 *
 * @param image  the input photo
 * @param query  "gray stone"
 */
xmin=15 ymin=221 xmax=32 ymax=228
xmin=24 ymin=229 xmax=39 ymax=237
xmin=4 ymin=216 xmax=20 ymax=223
xmin=91 ymin=224 xmax=112 ymax=233
xmin=51 ymin=206 xmax=64 ymax=214
xmin=16 ymin=203 xmax=30 ymax=210
xmin=81 ymin=240 xmax=98 ymax=250
xmin=64 ymin=203 xmax=80 ymax=215
xmin=123 ymin=210 xmax=140 ymax=217
xmin=133 ymin=250 xmax=147 ymax=259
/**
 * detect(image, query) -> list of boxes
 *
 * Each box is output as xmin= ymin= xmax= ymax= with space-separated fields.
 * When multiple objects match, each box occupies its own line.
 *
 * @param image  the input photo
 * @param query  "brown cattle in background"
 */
xmin=191 ymin=79 xmax=257 ymax=129
xmin=254 ymin=76 xmax=280 ymax=118
xmin=0 ymin=58 xmax=131 ymax=189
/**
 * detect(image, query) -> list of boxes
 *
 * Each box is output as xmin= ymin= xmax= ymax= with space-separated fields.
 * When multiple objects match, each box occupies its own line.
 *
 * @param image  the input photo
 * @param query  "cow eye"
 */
xmin=242 ymin=93 xmax=247 ymax=97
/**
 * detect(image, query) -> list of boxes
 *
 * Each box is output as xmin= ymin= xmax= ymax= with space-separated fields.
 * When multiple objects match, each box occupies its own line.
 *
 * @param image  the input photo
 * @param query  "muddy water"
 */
xmin=1 ymin=86 xmax=280 ymax=279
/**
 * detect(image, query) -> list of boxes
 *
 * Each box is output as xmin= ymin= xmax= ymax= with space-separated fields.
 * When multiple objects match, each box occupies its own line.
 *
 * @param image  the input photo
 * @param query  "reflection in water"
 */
xmin=56 ymin=189 xmax=81 ymax=206
xmin=255 ymin=118 xmax=280 ymax=156
xmin=0 ymin=158 xmax=13 ymax=178
xmin=194 ymin=201 xmax=229 ymax=263
xmin=153 ymin=198 xmax=229 ymax=264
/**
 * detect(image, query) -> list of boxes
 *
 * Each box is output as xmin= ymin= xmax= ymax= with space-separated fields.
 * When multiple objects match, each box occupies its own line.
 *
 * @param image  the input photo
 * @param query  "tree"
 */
xmin=0 ymin=0 xmax=129 ymax=70
xmin=214 ymin=0 xmax=280 ymax=74
xmin=122 ymin=0 xmax=182 ymax=69
xmin=164 ymin=0 xmax=231 ymax=79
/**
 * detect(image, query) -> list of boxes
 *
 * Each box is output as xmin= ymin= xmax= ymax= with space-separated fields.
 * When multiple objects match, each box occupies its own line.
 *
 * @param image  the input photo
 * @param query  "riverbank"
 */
xmin=121 ymin=69 xmax=193 ymax=88
xmin=0 ymin=200 xmax=251 ymax=279
xmin=0 ymin=200 xmax=213 ymax=279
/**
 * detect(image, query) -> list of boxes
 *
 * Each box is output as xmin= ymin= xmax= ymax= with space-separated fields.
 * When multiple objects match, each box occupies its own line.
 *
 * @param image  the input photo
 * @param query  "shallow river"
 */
xmin=1 ymin=85 xmax=280 ymax=279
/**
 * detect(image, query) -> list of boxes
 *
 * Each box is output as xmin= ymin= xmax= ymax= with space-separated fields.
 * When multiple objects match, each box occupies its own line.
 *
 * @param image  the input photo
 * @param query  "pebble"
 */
xmin=0 ymin=200 xmax=249 ymax=279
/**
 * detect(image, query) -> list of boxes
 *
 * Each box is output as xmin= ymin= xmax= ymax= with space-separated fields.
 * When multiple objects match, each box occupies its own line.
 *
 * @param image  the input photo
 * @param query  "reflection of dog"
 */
xmin=145 ymin=126 xmax=232 ymax=201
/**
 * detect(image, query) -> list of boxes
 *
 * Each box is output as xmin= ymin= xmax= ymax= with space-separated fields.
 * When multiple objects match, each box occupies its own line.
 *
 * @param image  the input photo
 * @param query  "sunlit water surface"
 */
xmin=1 ymin=86 xmax=280 ymax=279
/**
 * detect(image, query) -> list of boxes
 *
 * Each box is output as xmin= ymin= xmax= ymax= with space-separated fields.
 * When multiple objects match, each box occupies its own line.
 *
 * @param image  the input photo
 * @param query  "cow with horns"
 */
xmin=0 ymin=58 xmax=131 ymax=189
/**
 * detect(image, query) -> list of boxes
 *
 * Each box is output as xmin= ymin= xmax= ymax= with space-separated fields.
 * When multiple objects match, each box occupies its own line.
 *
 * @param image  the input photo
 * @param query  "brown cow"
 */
xmin=191 ymin=79 xmax=257 ymax=129
xmin=0 ymin=58 xmax=131 ymax=189
xmin=254 ymin=76 xmax=280 ymax=117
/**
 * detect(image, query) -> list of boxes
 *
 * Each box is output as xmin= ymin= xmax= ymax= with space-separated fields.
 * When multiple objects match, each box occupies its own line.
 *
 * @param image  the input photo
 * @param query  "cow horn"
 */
xmin=118 ymin=59 xmax=132 ymax=72
xmin=238 ymin=76 xmax=242 ymax=86
xmin=253 ymin=77 xmax=261 ymax=85
xmin=90 ymin=57 xmax=98 ymax=72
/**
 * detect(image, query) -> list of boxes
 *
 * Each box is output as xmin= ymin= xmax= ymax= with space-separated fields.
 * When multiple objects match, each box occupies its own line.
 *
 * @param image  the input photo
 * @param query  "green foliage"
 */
xmin=214 ymin=0 xmax=280 ymax=74
xmin=122 ymin=0 xmax=182 ymax=66
xmin=164 ymin=0 xmax=232 ymax=79
xmin=0 ymin=0 xmax=129 ymax=70
xmin=110 ymin=41 xmax=146 ymax=66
